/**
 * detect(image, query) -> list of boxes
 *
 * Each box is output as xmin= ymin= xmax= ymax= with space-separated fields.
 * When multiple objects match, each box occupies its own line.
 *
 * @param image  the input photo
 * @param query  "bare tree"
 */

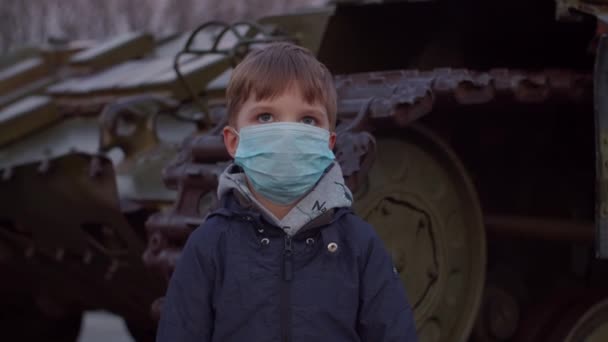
xmin=0 ymin=0 xmax=326 ymax=54
xmin=123 ymin=0 xmax=155 ymax=32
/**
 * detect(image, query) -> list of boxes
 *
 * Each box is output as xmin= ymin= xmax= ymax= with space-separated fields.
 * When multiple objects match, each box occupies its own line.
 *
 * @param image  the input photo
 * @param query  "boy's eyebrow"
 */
xmin=300 ymin=109 xmax=326 ymax=117
xmin=247 ymin=105 xmax=276 ymax=114
xmin=247 ymin=105 xmax=326 ymax=117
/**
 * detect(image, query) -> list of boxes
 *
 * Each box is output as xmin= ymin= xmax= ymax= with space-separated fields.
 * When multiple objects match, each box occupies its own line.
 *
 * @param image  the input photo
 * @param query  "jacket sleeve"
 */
xmin=156 ymin=228 xmax=216 ymax=342
xmin=357 ymin=230 xmax=418 ymax=342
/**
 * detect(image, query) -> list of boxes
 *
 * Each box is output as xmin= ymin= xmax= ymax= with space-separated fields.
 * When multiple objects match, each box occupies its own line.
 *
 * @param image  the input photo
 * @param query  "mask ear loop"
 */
xmin=229 ymin=127 xmax=240 ymax=137
xmin=229 ymin=126 xmax=241 ymax=154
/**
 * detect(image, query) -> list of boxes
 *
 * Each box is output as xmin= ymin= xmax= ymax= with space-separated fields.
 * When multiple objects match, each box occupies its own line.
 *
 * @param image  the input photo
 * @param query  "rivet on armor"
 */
xmin=25 ymin=246 xmax=35 ymax=259
xmin=82 ymin=250 xmax=93 ymax=264
xmin=306 ymin=238 xmax=315 ymax=245
xmin=38 ymin=158 xmax=50 ymax=174
xmin=327 ymin=242 xmax=338 ymax=253
xmin=89 ymin=157 xmax=103 ymax=178
xmin=185 ymin=167 xmax=202 ymax=177
xmin=105 ymin=260 xmax=120 ymax=280
xmin=55 ymin=248 xmax=64 ymax=261
xmin=1 ymin=167 xmax=12 ymax=181
xmin=261 ymin=238 xmax=270 ymax=245
xmin=185 ymin=218 xmax=203 ymax=228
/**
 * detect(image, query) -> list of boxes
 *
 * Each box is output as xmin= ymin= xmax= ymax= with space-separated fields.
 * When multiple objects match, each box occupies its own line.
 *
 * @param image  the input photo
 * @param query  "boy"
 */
xmin=156 ymin=42 xmax=418 ymax=342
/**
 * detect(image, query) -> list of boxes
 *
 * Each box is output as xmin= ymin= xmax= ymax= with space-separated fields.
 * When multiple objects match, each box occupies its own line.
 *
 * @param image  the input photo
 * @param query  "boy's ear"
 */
xmin=329 ymin=131 xmax=336 ymax=150
xmin=223 ymin=126 xmax=239 ymax=158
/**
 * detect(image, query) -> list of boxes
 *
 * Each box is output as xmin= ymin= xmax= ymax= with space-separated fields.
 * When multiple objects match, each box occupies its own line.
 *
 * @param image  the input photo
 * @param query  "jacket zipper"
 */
xmin=283 ymin=236 xmax=293 ymax=280
xmin=281 ymin=235 xmax=293 ymax=342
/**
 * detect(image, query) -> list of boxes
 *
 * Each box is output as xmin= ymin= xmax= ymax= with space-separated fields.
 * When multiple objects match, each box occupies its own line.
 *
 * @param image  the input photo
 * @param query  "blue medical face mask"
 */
xmin=232 ymin=122 xmax=335 ymax=205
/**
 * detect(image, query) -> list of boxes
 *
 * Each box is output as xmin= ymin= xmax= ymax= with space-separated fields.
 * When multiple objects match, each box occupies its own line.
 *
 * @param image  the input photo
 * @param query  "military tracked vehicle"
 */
xmin=2 ymin=0 xmax=608 ymax=341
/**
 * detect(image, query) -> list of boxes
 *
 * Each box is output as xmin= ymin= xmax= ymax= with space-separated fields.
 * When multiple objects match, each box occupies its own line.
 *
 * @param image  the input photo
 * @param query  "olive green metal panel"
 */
xmin=50 ymin=53 xmax=231 ymax=100
xmin=199 ymin=9 xmax=335 ymax=98
xmin=559 ymin=0 xmax=608 ymax=22
xmin=95 ymin=95 xmax=198 ymax=202
xmin=116 ymin=143 xmax=180 ymax=203
xmin=0 ymin=46 xmax=39 ymax=70
xmin=258 ymin=6 xmax=335 ymax=54
xmin=69 ymin=32 xmax=155 ymax=71
xmin=586 ymin=321 xmax=608 ymax=342
xmin=596 ymin=35 xmax=608 ymax=258
xmin=0 ymin=57 xmax=48 ymax=95
xmin=0 ymin=76 xmax=54 ymax=110
xmin=353 ymin=127 xmax=485 ymax=341
xmin=0 ymin=117 xmax=100 ymax=169
xmin=155 ymin=26 xmax=241 ymax=58
xmin=0 ymin=96 xmax=61 ymax=147
xmin=51 ymin=59 xmax=160 ymax=94
xmin=0 ymin=153 xmax=164 ymax=317
xmin=0 ymin=42 xmax=89 ymax=109
xmin=147 ymin=54 xmax=231 ymax=99
xmin=206 ymin=68 xmax=232 ymax=101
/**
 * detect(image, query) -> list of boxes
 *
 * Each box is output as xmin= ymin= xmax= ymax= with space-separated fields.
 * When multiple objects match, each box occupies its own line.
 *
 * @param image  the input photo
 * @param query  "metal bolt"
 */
xmin=109 ymin=260 xmax=119 ymax=272
xmin=260 ymin=238 xmax=270 ymax=245
xmin=381 ymin=205 xmax=390 ymax=216
xmin=55 ymin=248 xmax=64 ymax=262
xmin=368 ymin=75 xmax=386 ymax=84
xmin=14 ymin=222 xmax=28 ymax=234
xmin=101 ymin=226 xmax=114 ymax=237
xmin=417 ymin=219 xmax=427 ymax=233
xmin=105 ymin=260 xmax=120 ymax=280
xmin=186 ymin=167 xmax=202 ymax=177
xmin=88 ymin=157 xmax=103 ymax=178
xmin=1 ymin=167 xmax=12 ymax=181
xmin=185 ymin=218 xmax=203 ymax=228
xmin=149 ymin=235 xmax=161 ymax=250
xmin=25 ymin=246 xmax=35 ymax=259
xmin=82 ymin=250 xmax=93 ymax=264
xmin=0 ymin=240 xmax=12 ymax=263
xmin=327 ymin=242 xmax=339 ymax=253
xmin=486 ymin=288 xmax=520 ymax=340
xmin=37 ymin=158 xmax=50 ymax=174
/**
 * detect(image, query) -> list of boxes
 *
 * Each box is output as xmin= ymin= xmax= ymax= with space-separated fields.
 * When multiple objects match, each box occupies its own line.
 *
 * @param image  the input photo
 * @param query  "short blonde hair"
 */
xmin=226 ymin=42 xmax=337 ymax=129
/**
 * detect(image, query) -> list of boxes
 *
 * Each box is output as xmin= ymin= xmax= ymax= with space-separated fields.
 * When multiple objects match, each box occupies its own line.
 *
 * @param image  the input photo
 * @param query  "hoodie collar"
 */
xmin=216 ymin=161 xmax=353 ymax=236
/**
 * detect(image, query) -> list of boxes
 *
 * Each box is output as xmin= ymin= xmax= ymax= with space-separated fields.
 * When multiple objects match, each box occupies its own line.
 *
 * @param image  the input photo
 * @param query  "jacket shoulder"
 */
xmin=334 ymin=212 xmax=387 ymax=256
xmin=185 ymin=212 xmax=233 ymax=254
xmin=336 ymin=212 xmax=379 ymax=242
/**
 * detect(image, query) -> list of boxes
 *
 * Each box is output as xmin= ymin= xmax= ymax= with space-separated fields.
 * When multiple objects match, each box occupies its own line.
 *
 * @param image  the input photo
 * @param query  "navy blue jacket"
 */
xmin=156 ymin=192 xmax=418 ymax=341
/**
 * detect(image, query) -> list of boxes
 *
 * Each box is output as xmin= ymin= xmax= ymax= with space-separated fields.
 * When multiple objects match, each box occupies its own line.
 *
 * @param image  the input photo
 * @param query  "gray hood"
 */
xmin=217 ymin=162 xmax=353 ymax=236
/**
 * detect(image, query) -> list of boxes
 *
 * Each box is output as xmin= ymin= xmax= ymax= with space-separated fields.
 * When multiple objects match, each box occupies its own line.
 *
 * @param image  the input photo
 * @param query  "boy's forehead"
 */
xmin=246 ymin=83 xmax=325 ymax=108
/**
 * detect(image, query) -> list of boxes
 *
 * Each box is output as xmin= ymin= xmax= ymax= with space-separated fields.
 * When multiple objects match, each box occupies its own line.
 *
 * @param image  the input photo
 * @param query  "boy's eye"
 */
xmin=301 ymin=116 xmax=317 ymax=125
xmin=257 ymin=113 xmax=273 ymax=123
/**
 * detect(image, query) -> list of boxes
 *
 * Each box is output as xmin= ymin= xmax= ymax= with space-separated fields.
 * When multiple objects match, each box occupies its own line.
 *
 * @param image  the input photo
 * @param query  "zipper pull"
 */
xmin=283 ymin=236 xmax=293 ymax=281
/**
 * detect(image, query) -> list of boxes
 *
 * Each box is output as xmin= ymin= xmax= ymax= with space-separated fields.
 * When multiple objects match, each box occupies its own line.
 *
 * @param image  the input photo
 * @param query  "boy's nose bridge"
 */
xmin=275 ymin=111 xmax=303 ymax=123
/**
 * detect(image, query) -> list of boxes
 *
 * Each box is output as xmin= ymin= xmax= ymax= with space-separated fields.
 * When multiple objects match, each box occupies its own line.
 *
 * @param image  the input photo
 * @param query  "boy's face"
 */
xmin=223 ymin=86 xmax=336 ymax=158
